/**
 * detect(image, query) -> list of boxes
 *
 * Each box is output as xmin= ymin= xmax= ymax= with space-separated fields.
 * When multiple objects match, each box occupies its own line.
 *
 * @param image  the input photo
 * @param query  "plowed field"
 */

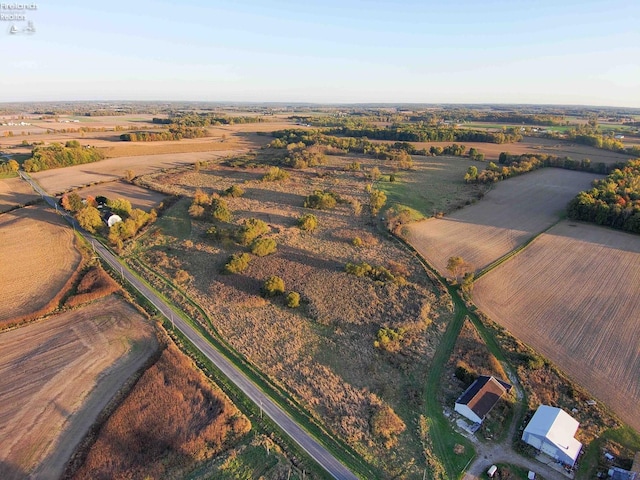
xmin=405 ymin=169 xmax=600 ymax=275
xmin=473 ymin=221 xmax=640 ymax=432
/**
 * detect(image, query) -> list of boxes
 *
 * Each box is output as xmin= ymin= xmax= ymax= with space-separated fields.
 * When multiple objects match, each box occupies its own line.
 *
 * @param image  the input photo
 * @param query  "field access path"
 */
xmin=19 ymin=172 xmax=358 ymax=480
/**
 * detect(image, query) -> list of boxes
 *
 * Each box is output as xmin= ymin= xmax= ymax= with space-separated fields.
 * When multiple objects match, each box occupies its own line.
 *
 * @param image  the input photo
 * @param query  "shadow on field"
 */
xmin=0 ymin=461 xmax=26 ymax=480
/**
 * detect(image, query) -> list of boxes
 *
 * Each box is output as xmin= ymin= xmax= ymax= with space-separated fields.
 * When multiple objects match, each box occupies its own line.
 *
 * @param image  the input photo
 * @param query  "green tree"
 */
xmin=464 ymin=165 xmax=478 ymax=183
xmin=263 ymin=276 xmax=285 ymax=297
xmin=107 ymin=198 xmax=132 ymax=217
xmin=237 ymin=218 xmax=269 ymax=245
xmin=224 ymin=253 xmax=251 ymax=274
xmin=76 ymin=206 xmax=102 ymax=233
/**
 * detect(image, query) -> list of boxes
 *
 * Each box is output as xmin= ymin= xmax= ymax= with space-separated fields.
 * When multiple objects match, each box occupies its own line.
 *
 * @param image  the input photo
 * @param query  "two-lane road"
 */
xmin=19 ymin=171 xmax=359 ymax=480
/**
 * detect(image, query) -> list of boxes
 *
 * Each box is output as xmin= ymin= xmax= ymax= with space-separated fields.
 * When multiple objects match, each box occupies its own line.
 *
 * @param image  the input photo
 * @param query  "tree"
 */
xmin=286 ymin=291 xmax=301 ymax=308
xmin=446 ymin=256 xmax=472 ymax=282
xmin=298 ymin=213 xmax=318 ymax=232
xmin=251 ymin=238 xmax=277 ymax=257
xmin=304 ymin=190 xmax=337 ymax=210
xmin=464 ymin=165 xmax=478 ymax=183
xmin=224 ymin=253 xmax=251 ymax=274
xmin=263 ymin=276 xmax=285 ymax=297
xmin=237 ymin=218 xmax=269 ymax=245
xmin=370 ymin=189 xmax=387 ymax=215
xmin=76 ymin=206 xmax=102 ymax=233
xmin=107 ymin=198 xmax=132 ymax=217
xmin=61 ymin=192 xmax=84 ymax=212
xmin=370 ymin=166 xmax=381 ymax=181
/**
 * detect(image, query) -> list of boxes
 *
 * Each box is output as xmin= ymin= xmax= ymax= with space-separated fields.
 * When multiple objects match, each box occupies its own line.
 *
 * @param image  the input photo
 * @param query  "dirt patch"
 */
xmin=0 ymin=205 xmax=83 ymax=325
xmin=73 ymin=180 xmax=166 ymax=210
xmin=405 ymin=168 xmax=601 ymax=275
xmin=0 ymin=177 xmax=39 ymax=213
xmin=474 ymin=220 xmax=640 ymax=433
xmin=71 ymin=342 xmax=250 ymax=480
xmin=0 ymin=296 xmax=158 ymax=480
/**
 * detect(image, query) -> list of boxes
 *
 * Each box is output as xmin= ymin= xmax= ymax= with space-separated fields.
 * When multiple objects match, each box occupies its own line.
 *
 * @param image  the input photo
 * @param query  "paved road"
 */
xmin=19 ymin=172 xmax=359 ymax=480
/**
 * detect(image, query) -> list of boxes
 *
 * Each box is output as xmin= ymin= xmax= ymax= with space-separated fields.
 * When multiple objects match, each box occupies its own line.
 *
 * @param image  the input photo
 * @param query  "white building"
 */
xmin=522 ymin=405 xmax=582 ymax=467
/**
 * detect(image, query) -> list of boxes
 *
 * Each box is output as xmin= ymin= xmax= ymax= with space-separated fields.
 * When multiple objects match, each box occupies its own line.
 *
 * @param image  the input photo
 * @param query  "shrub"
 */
xmin=193 ymin=189 xmax=211 ymax=205
xmin=174 ymin=269 xmax=191 ymax=285
xmin=237 ymin=218 xmax=269 ymax=245
xmin=370 ymin=189 xmax=387 ymax=215
xmin=346 ymin=161 xmax=361 ymax=171
xmin=263 ymin=276 xmax=285 ymax=297
xmin=345 ymin=262 xmax=395 ymax=282
xmin=223 ymin=184 xmax=245 ymax=197
xmin=370 ymin=405 xmax=406 ymax=448
xmin=369 ymin=166 xmax=381 ymax=181
xmin=286 ymin=291 xmax=301 ymax=308
xmin=352 ymin=237 xmax=363 ymax=247
xmin=223 ymin=253 xmax=251 ymax=274
xmin=251 ymin=238 xmax=277 ymax=257
xmin=304 ymin=190 xmax=338 ymax=210
xmin=262 ymin=166 xmax=289 ymax=182
xmin=374 ymin=327 xmax=405 ymax=353
xmin=297 ymin=213 xmax=318 ymax=232
xmin=211 ymin=197 xmax=232 ymax=223
xmin=188 ymin=203 xmax=205 ymax=218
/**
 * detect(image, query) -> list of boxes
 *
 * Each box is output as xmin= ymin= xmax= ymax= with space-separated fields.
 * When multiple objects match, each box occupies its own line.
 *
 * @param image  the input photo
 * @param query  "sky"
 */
xmin=1 ymin=0 xmax=639 ymax=107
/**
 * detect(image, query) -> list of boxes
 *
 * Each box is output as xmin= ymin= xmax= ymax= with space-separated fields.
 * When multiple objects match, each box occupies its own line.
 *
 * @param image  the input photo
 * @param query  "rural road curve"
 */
xmin=20 ymin=171 xmax=359 ymax=480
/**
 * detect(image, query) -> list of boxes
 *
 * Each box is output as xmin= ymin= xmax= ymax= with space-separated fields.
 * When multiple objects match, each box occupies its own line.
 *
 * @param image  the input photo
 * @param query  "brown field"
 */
xmin=405 ymin=168 xmax=601 ymax=275
xmin=0 ymin=205 xmax=82 ymax=325
xmin=31 ymin=148 xmax=248 ymax=194
xmin=473 ymin=221 xmax=640 ymax=433
xmin=0 ymin=177 xmax=39 ymax=213
xmin=374 ymin=136 xmax=634 ymax=164
xmin=71 ymin=342 xmax=250 ymax=480
xmin=0 ymin=296 xmax=158 ymax=480
xmin=135 ymin=156 xmax=453 ymax=477
xmin=74 ymin=180 xmax=166 ymax=210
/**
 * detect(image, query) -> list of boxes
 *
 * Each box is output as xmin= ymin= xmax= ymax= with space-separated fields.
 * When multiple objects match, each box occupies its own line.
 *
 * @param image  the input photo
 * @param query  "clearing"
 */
xmin=0 ymin=205 xmax=82 ymax=325
xmin=473 ymin=220 xmax=640 ymax=433
xmin=405 ymin=168 xmax=601 ymax=275
xmin=0 ymin=176 xmax=39 ymax=213
xmin=0 ymin=296 xmax=158 ymax=480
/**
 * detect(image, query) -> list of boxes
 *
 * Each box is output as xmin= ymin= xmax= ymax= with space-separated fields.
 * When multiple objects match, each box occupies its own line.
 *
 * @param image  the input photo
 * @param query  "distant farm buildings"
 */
xmin=454 ymin=375 xmax=512 ymax=424
xmin=102 ymin=212 xmax=122 ymax=227
xmin=522 ymin=405 xmax=582 ymax=467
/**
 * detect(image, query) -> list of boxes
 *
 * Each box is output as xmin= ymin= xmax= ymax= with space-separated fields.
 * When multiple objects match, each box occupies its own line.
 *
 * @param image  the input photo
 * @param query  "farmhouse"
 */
xmin=454 ymin=375 xmax=512 ymax=424
xmin=522 ymin=405 xmax=582 ymax=467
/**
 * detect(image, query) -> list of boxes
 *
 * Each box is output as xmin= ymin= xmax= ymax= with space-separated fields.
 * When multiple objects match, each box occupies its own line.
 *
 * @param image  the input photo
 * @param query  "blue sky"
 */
xmin=2 ymin=0 xmax=639 ymax=106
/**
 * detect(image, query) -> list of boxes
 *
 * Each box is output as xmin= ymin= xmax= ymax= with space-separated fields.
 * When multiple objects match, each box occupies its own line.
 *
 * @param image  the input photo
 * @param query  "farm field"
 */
xmin=135 ymin=156 xmax=453 ymax=477
xmin=473 ymin=221 xmax=640 ymax=433
xmin=0 ymin=296 xmax=158 ymax=480
xmin=405 ymin=168 xmax=601 ymax=275
xmin=30 ymin=148 xmax=247 ymax=194
xmin=71 ymin=342 xmax=253 ymax=480
xmin=0 ymin=205 xmax=82 ymax=325
xmin=0 ymin=177 xmax=39 ymax=213
xmin=74 ymin=180 xmax=166 ymax=210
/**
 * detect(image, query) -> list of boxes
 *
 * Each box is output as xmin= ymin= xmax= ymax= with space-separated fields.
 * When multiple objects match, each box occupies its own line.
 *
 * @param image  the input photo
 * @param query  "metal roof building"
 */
xmin=454 ymin=375 xmax=512 ymax=424
xmin=522 ymin=405 xmax=582 ymax=467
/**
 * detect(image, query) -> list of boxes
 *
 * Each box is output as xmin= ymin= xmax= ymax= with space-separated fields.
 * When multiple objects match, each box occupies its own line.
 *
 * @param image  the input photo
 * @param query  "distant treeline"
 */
xmin=24 ymin=141 xmax=105 ymax=172
xmin=120 ymin=126 xmax=208 ymax=142
xmin=567 ymin=159 xmax=640 ymax=233
xmin=464 ymin=152 xmax=627 ymax=184
xmin=436 ymin=111 xmax=566 ymax=126
xmin=152 ymin=113 xmax=264 ymax=127
xmin=326 ymin=124 xmax=522 ymax=144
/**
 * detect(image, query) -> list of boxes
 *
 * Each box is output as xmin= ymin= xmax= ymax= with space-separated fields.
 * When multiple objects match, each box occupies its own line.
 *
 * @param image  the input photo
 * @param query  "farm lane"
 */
xmin=19 ymin=172 xmax=359 ymax=480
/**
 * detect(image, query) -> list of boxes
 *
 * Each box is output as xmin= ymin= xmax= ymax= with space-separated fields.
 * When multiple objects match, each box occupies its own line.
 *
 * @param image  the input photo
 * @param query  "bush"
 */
xmin=345 ymin=161 xmax=361 ymax=171
xmin=188 ymin=203 xmax=205 ymax=218
xmin=297 ymin=213 xmax=318 ymax=232
xmin=223 ymin=184 xmax=245 ymax=197
xmin=237 ymin=218 xmax=269 ymax=245
xmin=374 ymin=327 xmax=405 ymax=353
xmin=370 ymin=405 xmax=406 ymax=448
xmin=251 ymin=238 xmax=277 ymax=256
xmin=370 ymin=189 xmax=387 ymax=215
xmin=304 ymin=190 xmax=338 ymax=210
xmin=262 ymin=166 xmax=289 ymax=182
xmin=223 ymin=253 xmax=251 ymax=274
xmin=211 ymin=197 xmax=232 ymax=223
xmin=286 ymin=291 xmax=301 ymax=308
xmin=352 ymin=236 xmax=363 ymax=247
xmin=263 ymin=276 xmax=285 ymax=297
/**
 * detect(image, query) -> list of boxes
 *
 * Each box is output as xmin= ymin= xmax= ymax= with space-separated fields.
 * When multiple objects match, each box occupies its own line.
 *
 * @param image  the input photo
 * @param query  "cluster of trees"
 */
xmin=345 ymin=261 xmax=405 ymax=284
xmin=326 ymin=124 xmax=523 ymax=144
xmin=465 ymin=152 xmax=626 ymax=184
xmin=0 ymin=159 xmax=19 ymax=176
xmin=304 ymin=190 xmax=339 ymax=210
xmin=565 ymin=125 xmax=626 ymax=152
xmin=152 ymin=113 xmax=263 ymax=127
xmin=119 ymin=126 xmax=208 ymax=142
xmin=24 ymin=141 xmax=105 ymax=172
xmin=567 ymin=159 xmax=640 ymax=233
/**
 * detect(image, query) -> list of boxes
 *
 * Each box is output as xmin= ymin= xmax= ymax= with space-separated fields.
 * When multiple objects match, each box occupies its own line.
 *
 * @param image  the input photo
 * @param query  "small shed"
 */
xmin=455 ymin=375 xmax=512 ymax=424
xmin=522 ymin=405 xmax=582 ymax=467
xmin=102 ymin=211 xmax=122 ymax=227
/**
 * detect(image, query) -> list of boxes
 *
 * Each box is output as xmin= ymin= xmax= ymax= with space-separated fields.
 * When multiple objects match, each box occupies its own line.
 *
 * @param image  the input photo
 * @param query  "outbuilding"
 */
xmin=522 ymin=405 xmax=582 ymax=467
xmin=454 ymin=375 xmax=512 ymax=424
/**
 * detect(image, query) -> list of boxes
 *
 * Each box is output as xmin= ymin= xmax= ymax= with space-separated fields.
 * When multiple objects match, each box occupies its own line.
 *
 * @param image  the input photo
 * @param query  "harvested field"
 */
xmin=0 ymin=205 xmax=82 ymax=325
xmin=373 ymin=136 xmax=634 ymax=164
xmin=473 ymin=221 xmax=640 ymax=433
xmin=0 ymin=296 xmax=158 ymax=480
xmin=0 ymin=177 xmax=39 ymax=213
xmin=71 ymin=342 xmax=250 ymax=480
xmin=31 ymin=148 xmax=248 ymax=194
xmin=405 ymin=168 xmax=601 ymax=275
xmin=134 ymin=158 xmax=453 ymax=477
xmin=74 ymin=180 xmax=166 ymax=210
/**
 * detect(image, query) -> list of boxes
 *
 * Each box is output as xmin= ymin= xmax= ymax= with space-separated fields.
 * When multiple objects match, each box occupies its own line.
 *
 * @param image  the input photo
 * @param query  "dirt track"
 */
xmin=0 ymin=296 xmax=157 ymax=479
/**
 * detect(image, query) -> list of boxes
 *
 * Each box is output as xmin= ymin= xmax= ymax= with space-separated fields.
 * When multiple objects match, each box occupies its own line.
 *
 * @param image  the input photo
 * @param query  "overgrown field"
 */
xmin=0 ymin=205 xmax=82 ymax=325
xmin=405 ymin=169 xmax=601 ymax=275
xmin=473 ymin=220 xmax=640 ymax=433
xmin=134 ymin=157 xmax=455 ymax=477
xmin=71 ymin=342 xmax=253 ymax=480
xmin=0 ymin=296 xmax=157 ymax=480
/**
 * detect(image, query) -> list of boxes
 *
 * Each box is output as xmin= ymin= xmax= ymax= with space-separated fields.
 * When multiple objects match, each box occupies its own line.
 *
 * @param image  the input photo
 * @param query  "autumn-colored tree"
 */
xmin=369 ymin=189 xmax=387 ymax=215
xmin=76 ymin=206 xmax=102 ymax=233
xmin=61 ymin=192 xmax=84 ymax=212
